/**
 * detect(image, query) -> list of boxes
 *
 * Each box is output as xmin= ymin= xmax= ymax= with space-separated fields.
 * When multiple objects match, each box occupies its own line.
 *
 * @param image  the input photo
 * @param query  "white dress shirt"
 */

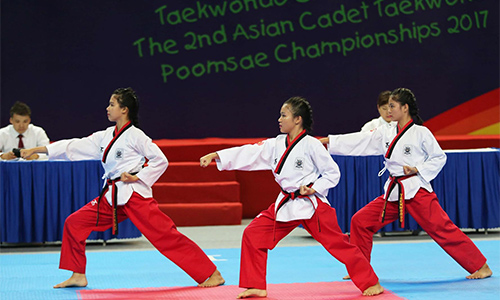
xmin=0 ymin=124 xmax=50 ymax=160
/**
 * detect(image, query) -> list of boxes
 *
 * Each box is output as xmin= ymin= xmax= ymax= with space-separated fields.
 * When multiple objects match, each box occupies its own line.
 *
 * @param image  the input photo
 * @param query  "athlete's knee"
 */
xmin=64 ymin=212 xmax=78 ymax=227
xmin=242 ymin=226 xmax=255 ymax=242
xmin=242 ymin=226 xmax=266 ymax=249
xmin=350 ymin=212 xmax=364 ymax=229
xmin=64 ymin=210 xmax=90 ymax=231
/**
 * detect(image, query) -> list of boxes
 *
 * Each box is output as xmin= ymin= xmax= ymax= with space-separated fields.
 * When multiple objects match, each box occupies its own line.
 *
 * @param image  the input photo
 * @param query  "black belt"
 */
xmin=96 ymin=172 xmax=138 ymax=235
xmin=274 ymin=183 xmax=319 ymax=240
xmin=380 ymin=174 xmax=416 ymax=228
xmin=277 ymin=183 xmax=314 ymax=212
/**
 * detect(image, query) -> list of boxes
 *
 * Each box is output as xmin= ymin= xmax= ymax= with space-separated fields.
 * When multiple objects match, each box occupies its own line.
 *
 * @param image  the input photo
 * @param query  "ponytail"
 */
xmin=113 ymin=87 xmax=140 ymax=127
xmin=283 ymin=96 xmax=314 ymax=134
xmin=390 ymin=88 xmax=423 ymax=125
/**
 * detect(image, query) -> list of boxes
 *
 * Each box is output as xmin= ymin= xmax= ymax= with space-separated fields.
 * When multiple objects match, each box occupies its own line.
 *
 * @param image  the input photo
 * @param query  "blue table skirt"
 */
xmin=1 ymin=160 xmax=141 ymax=243
xmin=1 ymin=149 xmax=499 ymax=242
xmin=329 ymin=150 xmax=500 ymax=233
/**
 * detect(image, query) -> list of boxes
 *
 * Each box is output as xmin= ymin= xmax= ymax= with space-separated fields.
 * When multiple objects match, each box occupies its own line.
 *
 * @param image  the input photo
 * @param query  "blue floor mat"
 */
xmin=1 ymin=240 xmax=498 ymax=300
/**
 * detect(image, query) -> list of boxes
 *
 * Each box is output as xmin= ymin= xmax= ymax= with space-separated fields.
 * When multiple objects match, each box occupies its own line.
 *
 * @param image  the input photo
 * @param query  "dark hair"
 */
xmin=390 ymin=88 xmax=423 ymax=125
xmin=283 ymin=96 xmax=313 ymax=133
xmin=377 ymin=90 xmax=391 ymax=107
xmin=113 ymin=87 xmax=140 ymax=127
xmin=10 ymin=101 xmax=31 ymax=117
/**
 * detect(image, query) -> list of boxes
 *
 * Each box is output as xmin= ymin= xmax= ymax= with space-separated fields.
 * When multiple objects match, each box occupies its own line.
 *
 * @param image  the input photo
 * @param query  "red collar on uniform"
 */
xmin=102 ymin=121 xmax=133 ymax=163
xmin=275 ymin=129 xmax=307 ymax=174
xmin=385 ymin=120 xmax=414 ymax=159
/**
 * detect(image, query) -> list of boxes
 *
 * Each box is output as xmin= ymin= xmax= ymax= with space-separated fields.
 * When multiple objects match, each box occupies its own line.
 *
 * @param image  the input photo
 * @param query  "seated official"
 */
xmin=0 ymin=101 xmax=50 ymax=160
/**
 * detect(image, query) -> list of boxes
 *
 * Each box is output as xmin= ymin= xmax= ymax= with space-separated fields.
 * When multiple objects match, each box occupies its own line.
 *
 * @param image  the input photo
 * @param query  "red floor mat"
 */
xmin=78 ymin=281 xmax=405 ymax=300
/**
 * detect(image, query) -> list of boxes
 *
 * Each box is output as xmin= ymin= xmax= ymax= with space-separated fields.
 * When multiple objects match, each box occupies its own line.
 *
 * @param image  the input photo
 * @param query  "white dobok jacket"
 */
xmin=328 ymin=121 xmax=446 ymax=202
xmin=47 ymin=124 xmax=168 ymax=206
xmin=216 ymin=131 xmax=340 ymax=222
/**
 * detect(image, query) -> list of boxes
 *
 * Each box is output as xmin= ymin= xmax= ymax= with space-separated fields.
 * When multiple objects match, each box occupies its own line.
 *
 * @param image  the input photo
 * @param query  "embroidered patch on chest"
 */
xmin=295 ymin=157 xmax=304 ymax=170
xmin=403 ymin=145 xmax=412 ymax=156
xmin=115 ymin=148 xmax=124 ymax=159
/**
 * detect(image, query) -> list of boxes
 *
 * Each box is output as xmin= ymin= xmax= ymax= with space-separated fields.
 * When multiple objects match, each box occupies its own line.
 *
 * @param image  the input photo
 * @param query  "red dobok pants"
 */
xmin=239 ymin=201 xmax=379 ymax=292
xmin=350 ymin=188 xmax=487 ymax=273
xmin=59 ymin=192 xmax=216 ymax=284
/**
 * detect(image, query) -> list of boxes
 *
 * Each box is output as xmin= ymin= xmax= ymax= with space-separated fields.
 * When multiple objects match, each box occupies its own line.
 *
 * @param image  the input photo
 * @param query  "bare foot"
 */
xmin=466 ymin=263 xmax=493 ymax=279
xmin=198 ymin=269 xmax=225 ymax=287
xmin=343 ymin=274 xmax=351 ymax=280
xmin=53 ymin=272 xmax=88 ymax=288
xmin=237 ymin=288 xmax=267 ymax=298
xmin=363 ymin=282 xmax=384 ymax=296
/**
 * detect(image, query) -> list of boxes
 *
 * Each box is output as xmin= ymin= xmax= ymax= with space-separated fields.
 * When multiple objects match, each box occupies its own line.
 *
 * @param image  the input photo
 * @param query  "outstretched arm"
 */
xmin=327 ymin=130 xmax=384 ymax=156
xmin=202 ymin=139 xmax=274 ymax=171
xmin=21 ymin=146 xmax=48 ymax=159
xmin=200 ymin=152 xmax=220 ymax=168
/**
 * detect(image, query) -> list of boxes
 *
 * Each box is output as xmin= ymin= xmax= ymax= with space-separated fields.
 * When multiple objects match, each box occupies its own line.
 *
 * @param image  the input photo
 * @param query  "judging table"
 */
xmin=0 ymin=160 xmax=141 ymax=243
xmin=1 ymin=149 xmax=499 ymax=243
